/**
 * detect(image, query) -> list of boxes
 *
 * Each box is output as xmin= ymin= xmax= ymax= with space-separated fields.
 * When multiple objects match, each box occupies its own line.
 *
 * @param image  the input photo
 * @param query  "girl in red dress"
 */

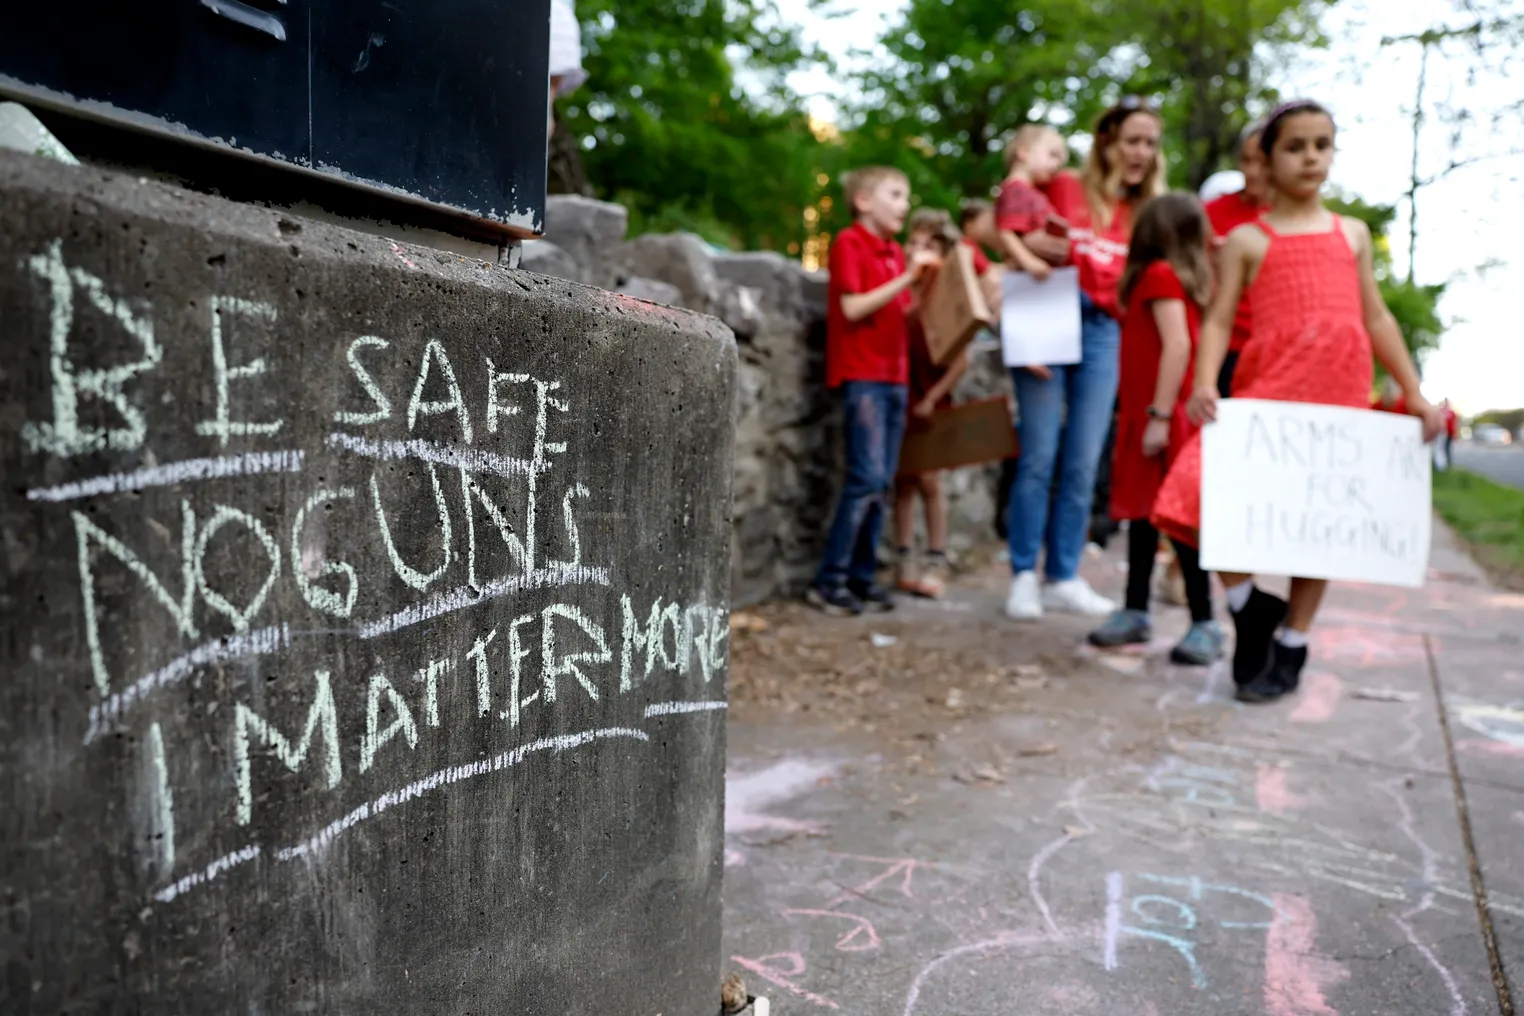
xmin=1152 ymin=100 xmax=1442 ymax=703
xmin=1088 ymin=193 xmax=1223 ymax=664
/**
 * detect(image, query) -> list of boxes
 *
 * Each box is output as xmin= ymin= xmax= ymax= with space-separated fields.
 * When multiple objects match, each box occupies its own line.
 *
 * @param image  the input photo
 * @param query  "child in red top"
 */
xmin=1204 ymin=120 xmax=1270 ymax=396
xmin=958 ymin=200 xmax=1004 ymax=314
xmin=1152 ymin=100 xmax=1443 ymax=703
xmin=893 ymin=209 xmax=976 ymax=598
xmin=1087 ymin=194 xmax=1223 ymax=664
xmin=995 ymin=125 xmax=1069 ymax=281
xmin=811 ymin=166 xmax=938 ymax=616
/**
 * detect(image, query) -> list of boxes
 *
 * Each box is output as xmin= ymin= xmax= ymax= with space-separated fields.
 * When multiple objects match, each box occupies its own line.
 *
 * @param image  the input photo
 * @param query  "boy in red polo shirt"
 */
xmin=1204 ymin=119 xmax=1268 ymax=395
xmin=809 ymin=166 xmax=938 ymax=615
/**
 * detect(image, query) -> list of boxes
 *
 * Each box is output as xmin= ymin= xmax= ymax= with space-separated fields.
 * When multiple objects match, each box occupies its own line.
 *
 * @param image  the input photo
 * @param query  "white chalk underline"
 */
xmin=24 ymin=431 xmax=548 ymax=504
xmin=26 ymin=450 xmax=304 ymax=502
xmin=325 ymin=432 xmax=545 ymax=478
xmin=84 ymin=625 xmax=291 ymax=745
xmin=644 ymin=700 xmax=728 ymax=717
xmin=152 ymin=708 xmax=725 ymax=905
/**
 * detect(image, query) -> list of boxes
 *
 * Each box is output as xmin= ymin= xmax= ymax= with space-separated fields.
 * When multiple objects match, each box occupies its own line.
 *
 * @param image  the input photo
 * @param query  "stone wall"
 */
xmin=533 ymin=196 xmax=1011 ymax=606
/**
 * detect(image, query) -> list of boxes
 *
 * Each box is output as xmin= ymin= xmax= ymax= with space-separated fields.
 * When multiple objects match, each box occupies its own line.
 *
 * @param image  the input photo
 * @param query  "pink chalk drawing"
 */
xmin=1312 ymin=626 xmax=1422 ymax=669
xmin=824 ymin=854 xmax=933 ymax=908
xmin=782 ymin=909 xmax=882 ymax=952
xmin=1515 ymin=812 xmax=1524 ymax=827
xmin=1289 ymin=672 xmax=1342 ymax=724
xmin=1256 ymin=765 xmax=1306 ymax=814
xmin=1264 ymin=894 xmax=1349 ymax=1016
xmin=726 ymin=759 xmax=835 ymax=835
xmin=731 ymin=952 xmax=839 ymax=1010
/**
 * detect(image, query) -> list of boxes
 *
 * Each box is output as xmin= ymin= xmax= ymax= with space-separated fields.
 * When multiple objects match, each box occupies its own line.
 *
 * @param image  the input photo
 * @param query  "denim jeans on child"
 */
xmin=1006 ymin=293 xmax=1121 ymax=581
xmin=815 ymin=381 xmax=909 ymax=589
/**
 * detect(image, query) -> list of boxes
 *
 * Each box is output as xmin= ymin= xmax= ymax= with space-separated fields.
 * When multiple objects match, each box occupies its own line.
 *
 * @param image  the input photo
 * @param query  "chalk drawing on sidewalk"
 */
xmin=724 ymin=758 xmax=835 ymax=866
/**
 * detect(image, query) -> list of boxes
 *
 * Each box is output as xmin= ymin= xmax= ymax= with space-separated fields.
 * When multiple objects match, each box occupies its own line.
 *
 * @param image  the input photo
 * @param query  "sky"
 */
xmin=772 ymin=0 xmax=1523 ymax=415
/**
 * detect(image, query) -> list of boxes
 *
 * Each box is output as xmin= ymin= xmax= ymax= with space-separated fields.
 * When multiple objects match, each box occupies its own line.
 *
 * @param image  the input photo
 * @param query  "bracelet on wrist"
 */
xmin=1146 ymin=406 xmax=1170 ymax=421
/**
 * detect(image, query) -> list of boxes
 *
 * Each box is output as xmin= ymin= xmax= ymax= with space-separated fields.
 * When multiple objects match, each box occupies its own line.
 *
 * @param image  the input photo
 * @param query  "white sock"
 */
xmin=1276 ymin=628 xmax=1309 ymax=649
xmin=1226 ymin=580 xmax=1253 ymax=613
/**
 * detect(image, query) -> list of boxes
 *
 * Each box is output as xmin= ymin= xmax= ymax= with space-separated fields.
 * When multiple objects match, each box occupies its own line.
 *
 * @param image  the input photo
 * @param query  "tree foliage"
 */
xmin=1103 ymin=0 xmax=1335 ymax=189
xmin=1326 ymin=193 xmax=1445 ymax=374
xmin=560 ymin=0 xmax=827 ymax=250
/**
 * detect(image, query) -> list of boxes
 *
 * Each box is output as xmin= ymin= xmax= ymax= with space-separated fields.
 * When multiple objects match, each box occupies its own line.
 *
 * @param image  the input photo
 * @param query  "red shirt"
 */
xmin=826 ymin=222 xmax=911 ymax=388
xmin=1040 ymin=171 xmax=1132 ymax=319
xmin=1119 ymin=261 xmax=1199 ymax=419
xmin=1372 ymin=395 xmax=1410 ymax=416
xmin=1110 ymin=261 xmax=1200 ymax=521
xmin=995 ymin=178 xmax=1057 ymax=237
xmin=960 ymin=237 xmax=992 ymax=276
xmin=1205 ymin=190 xmax=1263 ymax=352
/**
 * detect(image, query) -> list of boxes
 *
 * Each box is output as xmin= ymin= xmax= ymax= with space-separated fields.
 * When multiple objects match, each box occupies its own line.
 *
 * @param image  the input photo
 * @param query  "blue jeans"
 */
xmin=816 ymin=381 xmax=909 ymax=588
xmin=1006 ymin=295 xmax=1121 ymax=581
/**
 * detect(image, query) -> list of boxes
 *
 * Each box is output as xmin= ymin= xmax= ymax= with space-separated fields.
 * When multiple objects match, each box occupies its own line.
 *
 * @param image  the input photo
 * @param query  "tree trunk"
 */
xmin=547 ymin=112 xmax=593 ymax=197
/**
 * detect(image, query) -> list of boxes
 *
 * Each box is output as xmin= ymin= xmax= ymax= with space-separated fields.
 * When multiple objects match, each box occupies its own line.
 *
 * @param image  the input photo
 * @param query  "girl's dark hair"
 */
xmin=1259 ymin=100 xmax=1335 ymax=156
xmin=1118 ymin=192 xmax=1212 ymax=311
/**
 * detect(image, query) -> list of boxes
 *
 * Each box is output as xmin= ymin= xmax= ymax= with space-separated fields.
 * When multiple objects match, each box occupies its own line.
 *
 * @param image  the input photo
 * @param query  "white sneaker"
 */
xmin=1044 ymin=577 xmax=1115 ymax=616
xmin=1005 ymin=571 xmax=1043 ymax=620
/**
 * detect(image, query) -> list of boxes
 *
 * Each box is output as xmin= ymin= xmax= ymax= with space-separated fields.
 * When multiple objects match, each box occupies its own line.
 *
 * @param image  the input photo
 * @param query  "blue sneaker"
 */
xmin=1171 ymin=621 xmax=1226 ymax=666
xmin=1087 ymin=609 xmax=1152 ymax=648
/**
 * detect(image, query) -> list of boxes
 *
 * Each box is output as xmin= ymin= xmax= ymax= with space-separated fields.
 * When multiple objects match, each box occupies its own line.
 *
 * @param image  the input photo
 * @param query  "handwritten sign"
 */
xmin=1000 ymin=266 xmax=1081 ymax=368
xmin=921 ymin=244 xmax=993 ymax=367
xmin=896 ymin=396 xmax=1018 ymax=477
xmin=1200 ymin=399 xmax=1431 ymax=587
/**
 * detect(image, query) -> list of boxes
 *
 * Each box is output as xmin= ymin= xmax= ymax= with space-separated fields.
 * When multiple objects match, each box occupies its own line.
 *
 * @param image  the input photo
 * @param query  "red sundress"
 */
xmin=1110 ymin=261 xmax=1200 ymax=521
xmin=1151 ymin=217 xmax=1375 ymax=547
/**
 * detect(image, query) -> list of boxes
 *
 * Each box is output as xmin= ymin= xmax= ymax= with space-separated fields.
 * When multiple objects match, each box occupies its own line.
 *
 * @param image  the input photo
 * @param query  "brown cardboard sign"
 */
xmin=897 ymin=396 xmax=1019 ymax=476
xmin=922 ymin=243 xmax=994 ymax=367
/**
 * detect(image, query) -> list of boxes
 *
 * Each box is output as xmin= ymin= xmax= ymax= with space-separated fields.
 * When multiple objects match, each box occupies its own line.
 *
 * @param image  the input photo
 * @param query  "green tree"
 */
xmin=830 ymin=0 xmax=1120 ymax=229
xmin=1326 ymin=193 xmax=1445 ymax=377
xmin=1105 ymin=0 xmax=1336 ymax=189
xmin=561 ymin=0 xmax=827 ymax=251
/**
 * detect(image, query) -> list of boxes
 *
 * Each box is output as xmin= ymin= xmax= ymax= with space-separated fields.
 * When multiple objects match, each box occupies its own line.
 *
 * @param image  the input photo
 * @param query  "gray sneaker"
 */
xmin=1087 ymin=609 xmax=1152 ymax=648
xmin=1171 ymin=620 xmax=1226 ymax=666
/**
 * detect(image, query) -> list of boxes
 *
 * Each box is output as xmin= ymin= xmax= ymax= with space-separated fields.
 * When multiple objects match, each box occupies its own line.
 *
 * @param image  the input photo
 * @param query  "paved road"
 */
xmin=723 ymin=531 xmax=1523 ymax=1015
xmin=1455 ymin=442 xmax=1524 ymax=489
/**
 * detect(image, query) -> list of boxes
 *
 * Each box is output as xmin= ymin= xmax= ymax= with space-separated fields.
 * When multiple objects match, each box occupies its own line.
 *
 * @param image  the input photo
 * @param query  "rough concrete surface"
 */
xmin=0 ymin=149 xmax=736 ymax=1015
xmin=723 ymin=525 xmax=1522 ymax=1015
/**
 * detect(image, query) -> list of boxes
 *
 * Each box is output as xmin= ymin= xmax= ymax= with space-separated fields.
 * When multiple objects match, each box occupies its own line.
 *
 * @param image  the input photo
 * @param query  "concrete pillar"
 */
xmin=0 ymin=149 xmax=734 ymax=1013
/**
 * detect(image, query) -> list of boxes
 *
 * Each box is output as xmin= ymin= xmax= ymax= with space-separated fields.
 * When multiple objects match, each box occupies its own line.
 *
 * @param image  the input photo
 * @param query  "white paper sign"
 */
xmin=1000 ymin=266 xmax=1082 ymax=368
xmin=1200 ymin=399 xmax=1432 ymax=588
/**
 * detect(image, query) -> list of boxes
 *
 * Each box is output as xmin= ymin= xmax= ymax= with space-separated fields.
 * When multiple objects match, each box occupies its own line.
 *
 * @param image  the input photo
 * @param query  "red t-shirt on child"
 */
xmin=1205 ymin=190 xmax=1262 ymax=353
xmin=826 ymin=222 xmax=911 ymax=388
xmin=995 ymin=178 xmax=1056 ymax=237
xmin=1040 ymin=170 xmax=1132 ymax=320
xmin=960 ymin=236 xmax=992 ymax=276
xmin=1110 ymin=261 xmax=1200 ymax=521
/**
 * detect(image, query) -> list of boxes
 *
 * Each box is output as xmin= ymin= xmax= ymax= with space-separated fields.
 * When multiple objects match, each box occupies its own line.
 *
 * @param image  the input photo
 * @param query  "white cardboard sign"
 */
xmin=1000 ymin=266 xmax=1082 ymax=368
xmin=1200 ymin=399 xmax=1431 ymax=588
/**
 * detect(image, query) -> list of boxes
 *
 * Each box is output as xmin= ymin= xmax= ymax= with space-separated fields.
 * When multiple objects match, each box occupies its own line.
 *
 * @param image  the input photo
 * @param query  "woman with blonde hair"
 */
xmin=1004 ymin=97 xmax=1166 ymax=621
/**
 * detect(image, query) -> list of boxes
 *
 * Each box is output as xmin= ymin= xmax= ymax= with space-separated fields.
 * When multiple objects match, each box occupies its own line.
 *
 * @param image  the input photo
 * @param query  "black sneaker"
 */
xmin=1236 ymin=638 xmax=1308 ymax=703
xmin=1270 ymin=640 xmax=1308 ymax=694
xmin=847 ymin=579 xmax=895 ymax=613
xmin=1230 ymin=587 xmax=1287 ymax=688
xmin=806 ymin=583 xmax=863 ymax=616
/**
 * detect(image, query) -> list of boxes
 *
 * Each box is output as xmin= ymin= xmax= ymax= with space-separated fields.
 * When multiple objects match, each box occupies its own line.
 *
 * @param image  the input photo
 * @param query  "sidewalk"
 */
xmin=721 ymin=524 xmax=1523 ymax=1015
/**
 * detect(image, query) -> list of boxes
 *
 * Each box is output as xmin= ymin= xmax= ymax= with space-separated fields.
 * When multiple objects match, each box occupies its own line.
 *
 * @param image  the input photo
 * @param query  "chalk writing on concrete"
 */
xmin=17 ymin=241 xmax=729 ymax=908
